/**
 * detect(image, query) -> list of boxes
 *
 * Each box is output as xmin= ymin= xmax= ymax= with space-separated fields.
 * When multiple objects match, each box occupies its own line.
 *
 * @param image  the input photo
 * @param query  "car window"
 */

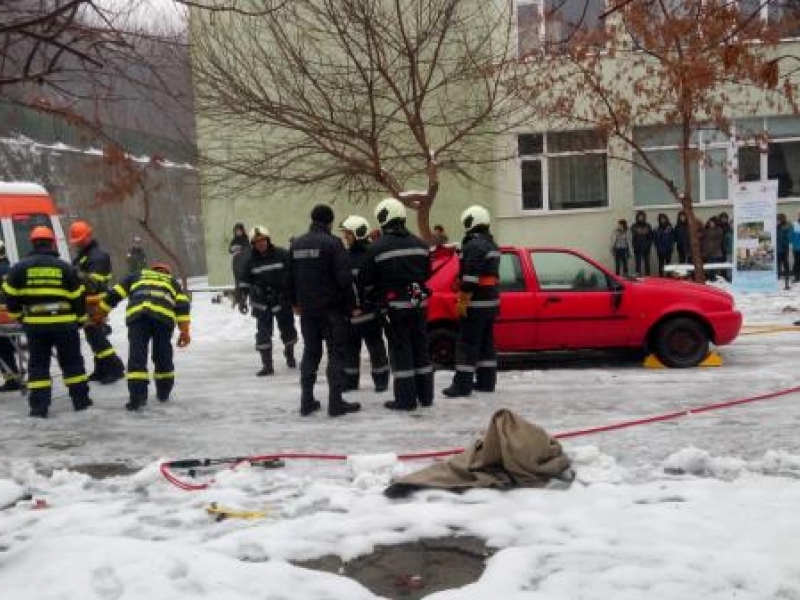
xmin=499 ymin=252 xmax=526 ymax=291
xmin=530 ymin=251 xmax=608 ymax=292
xmin=12 ymin=213 xmax=52 ymax=259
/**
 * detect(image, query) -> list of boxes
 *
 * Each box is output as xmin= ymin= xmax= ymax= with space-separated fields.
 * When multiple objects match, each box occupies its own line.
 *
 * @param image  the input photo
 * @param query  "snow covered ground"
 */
xmin=1 ymin=281 xmax=800 ymax=599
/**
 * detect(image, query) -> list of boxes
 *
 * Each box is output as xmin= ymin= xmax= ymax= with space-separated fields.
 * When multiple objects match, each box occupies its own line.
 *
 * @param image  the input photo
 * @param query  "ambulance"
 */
xmin=0 ymin=182 xmax=70 ymax=261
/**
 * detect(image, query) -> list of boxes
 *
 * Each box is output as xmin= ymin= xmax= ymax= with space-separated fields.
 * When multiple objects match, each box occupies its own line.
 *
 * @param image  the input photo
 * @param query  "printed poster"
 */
xmin=733 ymin=180 xmax=778 ymax=293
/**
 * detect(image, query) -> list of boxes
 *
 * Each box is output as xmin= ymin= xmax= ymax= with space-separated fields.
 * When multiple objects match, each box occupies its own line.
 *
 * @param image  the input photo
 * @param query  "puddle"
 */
xmin=294 ymin=536 xmax=492 ymax=599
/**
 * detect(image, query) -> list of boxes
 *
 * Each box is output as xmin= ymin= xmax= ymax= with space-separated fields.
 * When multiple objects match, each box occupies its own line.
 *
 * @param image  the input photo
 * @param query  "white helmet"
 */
xmin=461 ymin=205 xmax=491 ymax=232
xmin=340 ymin=215 xmax=371 ymax=240
xmin=249 ymin=225 xmax=270 ymax=242
xmin=374 ymin=198 xmax=406 ymax=227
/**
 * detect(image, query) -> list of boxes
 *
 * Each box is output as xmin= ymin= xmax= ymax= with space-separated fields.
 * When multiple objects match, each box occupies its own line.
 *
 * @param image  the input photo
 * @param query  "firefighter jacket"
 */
xmin=73 ymin=239 xmax=113 ymax=294
xmin=238 ymin=244 xmax=290 ymax=313
xmin=2 ymin=249 xmax=86 ymax=331
xmin=459 ymin=228 xmax=500 ymax=310
xmin=288 ymin=223 xmax=354 ymax=315
xmin=347 ymin=240 xmax=379 ymax=323
xmin=100 ymin=268 xmax=190 ymax=328
xmin=358 ymin=224 xmax=431 ymax=310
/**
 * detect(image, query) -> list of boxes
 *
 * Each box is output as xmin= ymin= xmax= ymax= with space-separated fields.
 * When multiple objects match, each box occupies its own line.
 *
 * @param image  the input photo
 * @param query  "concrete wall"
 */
xmin=0 ymin=138 xmax=205 ymax=278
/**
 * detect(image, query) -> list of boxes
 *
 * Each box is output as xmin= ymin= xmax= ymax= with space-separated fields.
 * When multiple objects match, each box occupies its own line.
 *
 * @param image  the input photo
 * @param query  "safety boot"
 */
xmin=372 ymin=370 xmax=389 ymax=393
xmin=73 ymin=397 xmax=93 ymax=412
xmin=0 ymin=378 xmax=21 ymax=392
xmin=257 ymin=352 xmax=274 ymax=376
xmin=328 ymin=398 xmax=361 ymax=417
xmin=284 ymin=344 xmax=297 ymax=369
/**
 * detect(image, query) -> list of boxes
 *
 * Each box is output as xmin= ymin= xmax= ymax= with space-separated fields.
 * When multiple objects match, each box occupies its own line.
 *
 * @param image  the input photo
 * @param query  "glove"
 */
xmin=456 ymin=291 xmax=472 ymax=319
xmin=177 ymin=322 xmax=191 ymax=348
xmin=238 ymin=302 xmax=249 ymax=315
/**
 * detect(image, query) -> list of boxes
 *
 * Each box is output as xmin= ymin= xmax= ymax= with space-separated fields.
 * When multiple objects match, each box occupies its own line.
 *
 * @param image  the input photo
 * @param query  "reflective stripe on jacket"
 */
xmin=101 ymin=268 xmax=190 ymax=327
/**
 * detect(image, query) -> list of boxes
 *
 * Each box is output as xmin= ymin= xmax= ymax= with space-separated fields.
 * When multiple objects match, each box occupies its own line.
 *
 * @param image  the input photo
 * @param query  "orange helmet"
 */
xmin=68 ymin=220 xmax=93 ymax=245
xmin=30 ymin=226 xmax=55 ymax=243
xmin=150 ymin=261 xmax=172 ymax=274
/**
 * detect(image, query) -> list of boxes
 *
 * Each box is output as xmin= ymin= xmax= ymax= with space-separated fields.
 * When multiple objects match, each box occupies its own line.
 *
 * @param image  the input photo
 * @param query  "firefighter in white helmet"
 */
xmin=340 ymin=215 xmax=390 ymax=393
xmin=442 ymin=205 xmax=500 ymax=397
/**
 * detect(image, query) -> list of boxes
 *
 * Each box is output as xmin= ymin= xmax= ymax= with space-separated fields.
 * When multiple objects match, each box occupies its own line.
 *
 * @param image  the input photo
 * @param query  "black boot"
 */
xmin=284 ymin=344 xmax=297 ymax=369
xmin=257 ymin=352 xmax=274 ymax=376
xmin=372 ymin=370 xmax=389 ymax=393
xmin=329 ymin=398 xmax=361 ymax=417
xmin=343 ymin=372 xmax=359 ymax=392
xmin=73 ymin=397 xmax=93 ymax=412
xmin=300 ymin=400 xmax=321 ymax=416
xmin=384 ymin=400 xmax=416 ymax=411
xmin=29 ymin=406 xmax=48 ymax=418
xmin=442 ymin=385 xmax=471 ymax=398
xmin=125 ymin=397 xmax=146 ymax=411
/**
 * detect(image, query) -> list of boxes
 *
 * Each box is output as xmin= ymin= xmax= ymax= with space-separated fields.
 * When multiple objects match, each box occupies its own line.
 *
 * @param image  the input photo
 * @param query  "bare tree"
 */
xmin=515 ymin=0 xmax=800 ymax=281
xmin=192 ymin=0 xmax=521 ymax=240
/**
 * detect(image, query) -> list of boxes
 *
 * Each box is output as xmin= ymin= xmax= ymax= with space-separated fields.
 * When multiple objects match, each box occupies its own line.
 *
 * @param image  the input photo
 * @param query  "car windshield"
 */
xmin=12 ymin=213 xmax=53 ymax=258
xmin=530 ymin=251 xmax=608 ymax=291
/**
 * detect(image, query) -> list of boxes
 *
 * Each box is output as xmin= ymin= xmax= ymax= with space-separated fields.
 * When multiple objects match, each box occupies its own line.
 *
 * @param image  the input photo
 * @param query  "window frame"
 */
xmin=515 ymin=0 xmax=607 ymax=55
xmin=518 ymin=130 xmax=610 ymax=213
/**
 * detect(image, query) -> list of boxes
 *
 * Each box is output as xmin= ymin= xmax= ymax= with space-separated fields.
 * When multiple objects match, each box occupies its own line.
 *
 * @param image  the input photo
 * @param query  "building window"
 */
xmin=736 ymin=116 xmax=800 ymax=198
xmin=516 ymin=0 xmax=606 ymax=55
xmin=739 ymin=0 xmax=800 ymax=38
xmin=518 ymin=131 xmax=608 ymax=211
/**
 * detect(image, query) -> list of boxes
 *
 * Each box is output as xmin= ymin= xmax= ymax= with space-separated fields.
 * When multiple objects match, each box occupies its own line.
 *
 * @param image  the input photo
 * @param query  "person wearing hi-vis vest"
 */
xmin=96 ymin=262 xmax=191 ymax=411
xmin=2 ymin=226 xmax=93 ymax=418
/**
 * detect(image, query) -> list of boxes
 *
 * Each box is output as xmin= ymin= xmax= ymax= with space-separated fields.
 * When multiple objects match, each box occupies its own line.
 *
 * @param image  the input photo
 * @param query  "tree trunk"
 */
xmin=415 ymin=199 xmax=433 ymax=245
xmin=682 ymin=200 xmax=705 ymax=284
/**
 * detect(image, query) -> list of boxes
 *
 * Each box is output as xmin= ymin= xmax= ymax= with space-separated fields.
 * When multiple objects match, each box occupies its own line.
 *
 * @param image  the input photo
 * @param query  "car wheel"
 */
xmin=428 ymin=327 xmax=457 ymax=370
xmin=654 ymin=317 xmax=710 ymax=368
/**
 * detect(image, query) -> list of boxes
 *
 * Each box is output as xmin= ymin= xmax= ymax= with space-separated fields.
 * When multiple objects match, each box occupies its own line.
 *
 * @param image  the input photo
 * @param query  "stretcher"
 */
xmin=0 ymin=310 xmax=28 ymax=396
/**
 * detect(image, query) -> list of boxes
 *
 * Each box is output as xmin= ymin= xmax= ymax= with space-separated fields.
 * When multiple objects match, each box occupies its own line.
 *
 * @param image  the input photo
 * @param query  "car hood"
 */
xmin=629 ymin=276 xmax=735 ymax=304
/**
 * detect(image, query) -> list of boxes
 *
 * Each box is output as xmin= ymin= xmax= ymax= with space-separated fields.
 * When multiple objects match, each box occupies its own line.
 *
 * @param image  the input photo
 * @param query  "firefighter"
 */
xmin=340 ymin=215 xmax=389 ymax=393
xmin=236 ymin=225 xmax=298 ymax=375
xmin=69 ymin=220 xmax=125 ymax=384
xmin=288 ymin=204 xmax=361 ymax=417
xmin=96 ymin=262 xmax=190 ymax=411
xmin=2 ymin=226 xmax=92 ymax=417
xmin=442 ymin=205 xmax=500 ymax=397
xmin=0 ymin=241 xmax=21 ymax=392
xmin=358 ymin=198 xmax=433 ymax=411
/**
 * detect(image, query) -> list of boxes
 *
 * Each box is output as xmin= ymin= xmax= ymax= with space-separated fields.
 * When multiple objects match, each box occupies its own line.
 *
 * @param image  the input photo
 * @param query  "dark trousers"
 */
xmin=0 ymin=337 xmax=19 ymax=378
xmin=344 ymin=314 xmax=389 ymax=390
xmin=27 ymin=328 xmax=89 ymax=412
xmin=450 ymin=308 xmax=497 ymax=394
xmin=778 ymin=250 xmax=791 ymax=278
xmin=255 ymin=304 xmax=297 ymax=353
xmin=677 ymin=247 xmax=688 ymax=264
xmin=299 ymin=311 xmax=347 ymax=407
xmin=384 ymin=308 xmax=433 ymax=408
xmin=634 ymin=249 xmax=651 ymax=275
xmin=656 ymin=250 xmax=673 ymax=277
xmin=84 ymin=323 xmax=124 ymax=376
xmin=126 ymin=317 xmax=174 ymax=404
xmin=613 ymin=249 xmax=629 ymax=276
xmin=793 ymin=250 xmax=800 ymax=281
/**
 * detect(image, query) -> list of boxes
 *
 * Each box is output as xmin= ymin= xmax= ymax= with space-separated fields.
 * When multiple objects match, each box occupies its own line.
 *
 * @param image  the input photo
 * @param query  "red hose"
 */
xmin=160 ymin=383 xmax=800 ymax=491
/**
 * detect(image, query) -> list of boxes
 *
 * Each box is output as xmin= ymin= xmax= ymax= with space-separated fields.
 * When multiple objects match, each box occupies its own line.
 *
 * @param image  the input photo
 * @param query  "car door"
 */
xmin=494 ymin=251 xmax=538 ymax=351
xmin=530 ymin=250 xmax=630 ymax=349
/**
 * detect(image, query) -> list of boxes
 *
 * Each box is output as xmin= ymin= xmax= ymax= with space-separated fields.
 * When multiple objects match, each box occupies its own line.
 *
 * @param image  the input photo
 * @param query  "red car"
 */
xmin=426 ymin=246 xmax=742 ymax=368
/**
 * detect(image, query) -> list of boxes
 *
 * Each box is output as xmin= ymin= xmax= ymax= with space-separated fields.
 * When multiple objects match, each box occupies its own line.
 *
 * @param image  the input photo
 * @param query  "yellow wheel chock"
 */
xmin=643 ymin=351 xmax=723 ymax=369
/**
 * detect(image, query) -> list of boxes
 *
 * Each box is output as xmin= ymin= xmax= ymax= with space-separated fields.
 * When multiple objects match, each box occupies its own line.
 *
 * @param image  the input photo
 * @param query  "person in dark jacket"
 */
xmin=442 ymin=205 xmax=500 ymax=398
xmin=126 ymin=236 xmax=148 ymax=274
xmin=674 ymin=210 xmax=691 ymax=264
xmin=653 ymin=213 xmax=675 ymax=277
xmin=630 ymin=210 xmax=654 ymax=276
xmin=340 ymin=215 xmax=390 ymax=393
xmin=777 ymin=213 xmax=792 ymax=278
xmin=98 ymin=262 xmax=191 ymax=411
xmin=3 ymin=226 xmax=92 ymax=418
xmin=288 ymin=204 xmax=361 ymax=417
xmin=702 ymin=217 xmax=725 ymax=280
xmin=358 ymin=198 xmax=433 ymax=411
xmin=69 ymin=220 xmax=126 ymax=384
xmin=236 ymin=225 xmax=298 ymax=375
xmin=229 ymin=223 xmax=250 ymax=300
xmin=0 ymin=241 xmax=21 ymax=392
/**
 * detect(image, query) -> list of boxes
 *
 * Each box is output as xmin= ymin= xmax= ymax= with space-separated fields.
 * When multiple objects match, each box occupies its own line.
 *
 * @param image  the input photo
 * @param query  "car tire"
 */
xmin=428 ymin=327 xmax=457 ymax=370
xmin=654 ymin=317 xmax=710 ymax=368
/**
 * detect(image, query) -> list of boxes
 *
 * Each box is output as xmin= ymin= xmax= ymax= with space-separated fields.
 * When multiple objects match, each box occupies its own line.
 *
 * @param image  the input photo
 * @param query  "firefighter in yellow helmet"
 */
xmin=96 ymin=261 xmax=191 ymax=411
xmin=3 ymin=226 xmax=92 ymax=417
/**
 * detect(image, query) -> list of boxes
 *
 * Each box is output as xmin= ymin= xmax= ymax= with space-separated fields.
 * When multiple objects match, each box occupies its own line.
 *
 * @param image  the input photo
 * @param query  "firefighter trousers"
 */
xmin=27 ymin=328 xmax=90 ymax=413
xmin=84 ymin=323 xmax=124 ymax=377
xmin=255 ymin=303 xmax=298 ymax=352
xmin=384 ymin=308 xmax=433 ymax=408
xmin=451 ymin=308 xmax=498 ymax=394
xmin=126 ymin=317 xmax=175 ymax=405
xmin=343 ymin=314 xmax=389 ymax=391
xmin=299 ymin=311 xmax=347 ymax=406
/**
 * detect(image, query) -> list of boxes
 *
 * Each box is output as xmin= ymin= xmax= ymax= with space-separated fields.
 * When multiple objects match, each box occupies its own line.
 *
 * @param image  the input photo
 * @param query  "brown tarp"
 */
xmin=385 ymin=409 xmax=572 ymax=498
